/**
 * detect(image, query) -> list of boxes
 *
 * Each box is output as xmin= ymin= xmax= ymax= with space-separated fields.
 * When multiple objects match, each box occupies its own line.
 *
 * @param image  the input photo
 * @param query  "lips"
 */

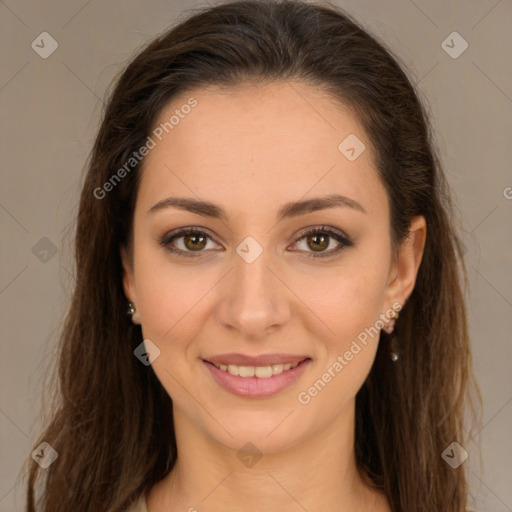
xmin=203 ymin=356 xmax=312 ymax=397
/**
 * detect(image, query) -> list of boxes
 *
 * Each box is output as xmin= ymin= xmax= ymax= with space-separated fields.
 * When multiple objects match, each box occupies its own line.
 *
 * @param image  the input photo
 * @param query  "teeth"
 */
xmin=255 ymin=366 xmax=273 ymax=378
xmin=213 ymin=361 xmax=301 ymax=378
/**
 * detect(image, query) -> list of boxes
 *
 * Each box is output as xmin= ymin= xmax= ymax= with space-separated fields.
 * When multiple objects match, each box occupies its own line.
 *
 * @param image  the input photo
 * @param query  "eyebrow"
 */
xmin=147 ymin=193 xmax=367 ymax=220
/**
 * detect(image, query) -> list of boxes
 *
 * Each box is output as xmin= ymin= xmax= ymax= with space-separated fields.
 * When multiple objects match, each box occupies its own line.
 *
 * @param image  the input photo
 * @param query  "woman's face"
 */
xmin=122 ymin=81 xmax=424 ymax=453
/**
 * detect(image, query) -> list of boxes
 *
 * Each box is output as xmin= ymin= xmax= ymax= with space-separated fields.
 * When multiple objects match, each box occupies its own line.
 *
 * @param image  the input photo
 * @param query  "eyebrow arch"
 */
xmin=147 ymin=193 xmax=367 ymax=220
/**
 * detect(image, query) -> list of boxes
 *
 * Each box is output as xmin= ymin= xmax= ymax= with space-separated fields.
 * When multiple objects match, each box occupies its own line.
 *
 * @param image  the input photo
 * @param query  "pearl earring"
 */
xmin=127 ymin=302 xmax=141 ymax=324
xmin=383 ymin=309 xmax=399 ymax=335
xmin=383 ymin=324 xmax=395 ymax=335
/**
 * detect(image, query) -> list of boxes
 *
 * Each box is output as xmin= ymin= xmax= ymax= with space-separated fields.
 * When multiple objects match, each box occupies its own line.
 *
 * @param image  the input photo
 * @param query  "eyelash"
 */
xmin=159 ymin=226 xmax=353 ymax=259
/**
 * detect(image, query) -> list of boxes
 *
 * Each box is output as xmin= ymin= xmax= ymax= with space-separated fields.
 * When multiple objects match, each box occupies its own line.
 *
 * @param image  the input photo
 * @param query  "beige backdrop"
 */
xmin=1 ymin=0 xmax=511 ymax=510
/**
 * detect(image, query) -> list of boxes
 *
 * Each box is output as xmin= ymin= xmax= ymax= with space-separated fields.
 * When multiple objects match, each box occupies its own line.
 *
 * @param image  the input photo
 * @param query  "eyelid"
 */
xmin=293 ymin=225 xmax=351 ymax=245
xmin=159 ymin=225 xmax=353 ymax=258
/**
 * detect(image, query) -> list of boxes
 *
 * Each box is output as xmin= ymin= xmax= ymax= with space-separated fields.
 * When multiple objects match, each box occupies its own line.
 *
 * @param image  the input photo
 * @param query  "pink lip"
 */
xmin=204 ymin=353 xmax=310 ymax=366
xmin=203 ymin=358 xmax=311 ymax=398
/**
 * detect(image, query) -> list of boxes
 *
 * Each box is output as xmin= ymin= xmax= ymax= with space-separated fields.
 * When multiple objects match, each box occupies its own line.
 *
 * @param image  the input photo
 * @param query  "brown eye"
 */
xmin=306 ymin=233 xmax=329 ymax=252
xmin=183 ymin=233 xmax=207 ymax=251
xmin=291 ymin=226 xmax=354 ymax=258
xmin=161 ymin=226 xmax=353 ymax=259
xmin=160 ymin=228 xmax=221 ymax=258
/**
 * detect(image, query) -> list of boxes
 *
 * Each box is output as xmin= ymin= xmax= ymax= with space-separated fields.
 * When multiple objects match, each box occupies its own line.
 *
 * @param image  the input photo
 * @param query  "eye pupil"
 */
xmin=184 ymin=233 xmax=206 ymax=251
xmin=308 ymin=234 xmax=329 ymax=252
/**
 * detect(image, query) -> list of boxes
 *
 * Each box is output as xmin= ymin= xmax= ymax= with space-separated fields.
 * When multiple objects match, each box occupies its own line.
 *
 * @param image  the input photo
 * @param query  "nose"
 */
xmin=215 ymin=245 xmax=292 ymax=340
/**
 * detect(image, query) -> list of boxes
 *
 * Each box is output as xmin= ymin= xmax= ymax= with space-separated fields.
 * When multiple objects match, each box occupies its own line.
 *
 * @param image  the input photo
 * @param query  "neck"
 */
xmin=147 ymin=400 xmax=387 ymax=512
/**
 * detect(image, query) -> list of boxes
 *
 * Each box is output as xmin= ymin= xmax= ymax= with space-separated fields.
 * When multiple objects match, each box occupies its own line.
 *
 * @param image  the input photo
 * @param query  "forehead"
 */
xmin=136 ymin=81 xmax=386 ymax=220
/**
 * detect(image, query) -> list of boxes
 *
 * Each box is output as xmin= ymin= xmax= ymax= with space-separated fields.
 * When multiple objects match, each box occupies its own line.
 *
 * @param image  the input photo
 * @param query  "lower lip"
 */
xmin=203 ymin=359 xmax=311 ymax=398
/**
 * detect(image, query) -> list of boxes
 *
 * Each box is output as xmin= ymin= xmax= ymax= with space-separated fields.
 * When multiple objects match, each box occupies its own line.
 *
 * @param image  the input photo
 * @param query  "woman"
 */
xmin=25 ymin=1 xmax=480 ymax=511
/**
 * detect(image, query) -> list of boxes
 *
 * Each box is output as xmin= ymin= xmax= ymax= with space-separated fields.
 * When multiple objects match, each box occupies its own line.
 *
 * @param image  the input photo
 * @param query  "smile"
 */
xmin=203 ymin=358 xmax=311 ymax=398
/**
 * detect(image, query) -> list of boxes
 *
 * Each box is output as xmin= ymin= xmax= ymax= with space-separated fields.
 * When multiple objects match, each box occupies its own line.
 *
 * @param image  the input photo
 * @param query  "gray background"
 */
xmin=1 ymin=0 xmax=511 ymax=510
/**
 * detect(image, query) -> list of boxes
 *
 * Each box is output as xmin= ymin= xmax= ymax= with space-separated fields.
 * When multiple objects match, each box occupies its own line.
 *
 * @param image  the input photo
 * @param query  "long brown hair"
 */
xmin=24 ymin=1 xmax=480 ymax=510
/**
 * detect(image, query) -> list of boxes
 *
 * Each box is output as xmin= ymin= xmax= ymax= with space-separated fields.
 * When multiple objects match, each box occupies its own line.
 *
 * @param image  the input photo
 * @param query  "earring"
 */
xmin=390 ymin=336 xmax=399 ymax=362
xmin=383 ymin=324 xmax=395 ymax=335
xmin=383 ymin=309 xmax=399 ymax=335
xmin=384 ymin=310 xmax=400 ymax=362
xmin=127 ymin=302 xmax=141 ymax=324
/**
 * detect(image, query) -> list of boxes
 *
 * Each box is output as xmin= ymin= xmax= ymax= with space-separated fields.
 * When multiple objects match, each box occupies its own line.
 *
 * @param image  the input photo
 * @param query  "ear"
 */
xmin=120 ymin=245 xmax=137 ymax=306
xmin=384 ymin=215 xmax=427 ymax=308
xmin=121 ymin=246 xmax=142 ymax=324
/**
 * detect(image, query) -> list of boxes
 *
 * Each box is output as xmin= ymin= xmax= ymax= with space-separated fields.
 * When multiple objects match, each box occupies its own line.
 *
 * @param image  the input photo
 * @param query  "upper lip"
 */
xmin=204 ymin=353 xmax=310 ymax=366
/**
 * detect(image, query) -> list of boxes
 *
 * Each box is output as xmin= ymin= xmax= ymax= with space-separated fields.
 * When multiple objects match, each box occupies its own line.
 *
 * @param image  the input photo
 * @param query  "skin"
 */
xmin=121 ymin=81 xmax=426 ymax=512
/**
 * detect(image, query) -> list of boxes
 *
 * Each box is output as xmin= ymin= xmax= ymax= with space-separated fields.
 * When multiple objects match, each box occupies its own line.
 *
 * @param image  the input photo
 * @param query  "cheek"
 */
xmin=295 ymin=279 xmax=385 ymax=412
xmin=132 ymin=244 xmax=210 ymax=356
xmin=301 ymin=257 xmax=389 ymax=345
xmin=134 ymin=262 xmax=213 ymax=403
xmin=295 ymin=255 xmax=389 ymax=391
